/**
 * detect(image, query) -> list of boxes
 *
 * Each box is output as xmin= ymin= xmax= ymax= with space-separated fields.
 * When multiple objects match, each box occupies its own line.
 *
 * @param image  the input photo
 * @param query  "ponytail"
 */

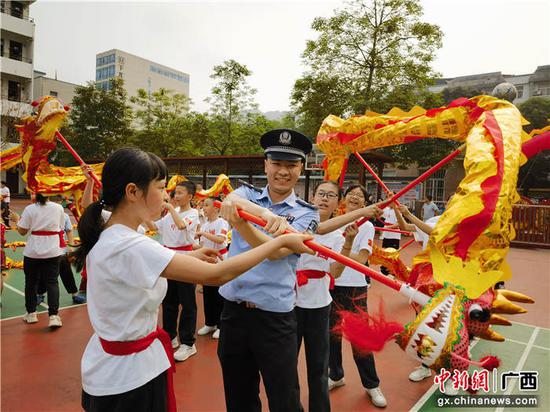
xmin=72 ymin=201 xmax=104 ymax=271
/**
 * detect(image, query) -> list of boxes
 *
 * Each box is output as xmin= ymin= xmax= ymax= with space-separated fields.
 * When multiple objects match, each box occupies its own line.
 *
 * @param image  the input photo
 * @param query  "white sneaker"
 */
xmin=197 ymin=325 xmax=217 ymax=336
xmin=23 ymin=312 xmax=38 ymax=324
xmin=328 ymin=377 xmax=345 ymax=391
xmin=48 ymin=315 xmax=62 ymax=328
xmin=174 ymin=344 xmax=197 ymax=362
xmin=171 ymin=337 xmax=179 ymax=349
xmin=444 ymin=379 xmax=459 ymax=396
xmin=212 ymin=329 xmax=220 ymax=339
xmin=409 ymin=365 xmax=433 ymax=382
xmin=366 ymin=387 xmax=387 ymax=408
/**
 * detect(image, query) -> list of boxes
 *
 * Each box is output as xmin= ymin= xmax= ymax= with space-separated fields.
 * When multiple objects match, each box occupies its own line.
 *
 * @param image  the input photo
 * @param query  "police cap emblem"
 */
xmin=279 ymin=131 xmax=292 ymax=145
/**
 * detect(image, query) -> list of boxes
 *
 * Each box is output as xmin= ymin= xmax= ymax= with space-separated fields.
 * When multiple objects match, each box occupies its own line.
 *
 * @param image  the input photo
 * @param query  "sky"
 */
xmin=30 ymin=0 xmax=550 ymax=113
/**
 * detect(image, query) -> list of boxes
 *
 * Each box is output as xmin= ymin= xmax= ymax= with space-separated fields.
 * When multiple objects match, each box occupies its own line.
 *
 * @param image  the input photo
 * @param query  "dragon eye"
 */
xmin=469 ymin=304 xmax=490 ymax=322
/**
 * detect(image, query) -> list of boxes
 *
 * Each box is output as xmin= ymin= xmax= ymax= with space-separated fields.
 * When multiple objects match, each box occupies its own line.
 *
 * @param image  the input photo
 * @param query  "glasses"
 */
xmin=316 ymin=191 xmax=339 ymax=200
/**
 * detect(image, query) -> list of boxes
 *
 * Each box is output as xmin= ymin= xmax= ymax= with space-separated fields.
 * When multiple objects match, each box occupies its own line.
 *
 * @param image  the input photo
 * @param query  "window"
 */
xmin=516 ymin=85 xmax=524 ymax=99
xmin=95 ymin=65 xmax=116 ymax=80
xmin=8 ymin=81 xmax=21 ymax=101
xmin=149 ymin=65 xmax=189 ymax=83
xmin=9 ymin=40 xmax=23 ymax=61
xmin=96 ymin=54 xmax=115 ymax=67
xmin=11 ymin=2 xmax=24 ymax=18
xmin=424 ymin=169 xmax=445 ymax=202
xmin=0 ymin=39 xmax=3 ymax=57
xmin=49 ymin=91 xmax=58 ymax=97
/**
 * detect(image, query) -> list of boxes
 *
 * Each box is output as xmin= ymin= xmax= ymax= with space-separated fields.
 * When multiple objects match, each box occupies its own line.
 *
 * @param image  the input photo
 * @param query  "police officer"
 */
xmin=218 ymin=129 xmax=320 ymax=412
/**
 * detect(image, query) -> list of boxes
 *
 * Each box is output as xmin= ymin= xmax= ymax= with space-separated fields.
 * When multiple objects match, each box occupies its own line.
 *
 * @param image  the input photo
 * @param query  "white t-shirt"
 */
xmin=18 ymin=202 xmax=65 ymax=259
xmin=1 ymin=186 xmax=10 ymax=203
xmin=200 ymin=217 xmax=229 ymax=257
xmin=414 ymin=215 xmax=441 ymax=250
xmin=155 ymin=208 xmax=199 ymax=248
xmin=422 ymin=202 xmax=439 ymax=221
xmin=81 ymin=224 xmax=176 ymax=396
xmin=335 ymin=221 xmax=375 ymax=287
xmin=62 ymin=213 xmax=72 ymax=252
xmin=296 ymin=230 xmax=345 ymax=309
xmin=380 ymin=207 xmax=401 ymax=240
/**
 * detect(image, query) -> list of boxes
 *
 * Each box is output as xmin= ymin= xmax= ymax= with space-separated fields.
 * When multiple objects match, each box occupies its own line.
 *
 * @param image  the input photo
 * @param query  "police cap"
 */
xmin=260 ymin=129 xmax=312 ymax=162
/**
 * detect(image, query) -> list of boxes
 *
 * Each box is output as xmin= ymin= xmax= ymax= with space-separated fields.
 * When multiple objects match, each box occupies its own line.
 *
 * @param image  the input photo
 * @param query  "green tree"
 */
xmin=293 ymin=0 xmax=442 ymax=119
xmin=518 ymin=97 xmax=550 ymax=131
xmin=205 ymin=60 xmax=259 ymax=154
xmin=129 ymin=88 xmax=200 ymax=157
xmin=68 ymin=78 xmax=133 ymax=160
xmin=517 ymin=97 xmax=550 ymax=196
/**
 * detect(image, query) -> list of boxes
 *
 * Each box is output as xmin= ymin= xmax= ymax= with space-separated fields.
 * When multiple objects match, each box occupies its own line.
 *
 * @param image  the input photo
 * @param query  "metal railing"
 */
xmin=3 ymin=54 xmax=33 ymax=64
xmin=511 ymin=204 xmax=550 ymax=248
xmin=1 ymin=6 xmax=35 ymax=22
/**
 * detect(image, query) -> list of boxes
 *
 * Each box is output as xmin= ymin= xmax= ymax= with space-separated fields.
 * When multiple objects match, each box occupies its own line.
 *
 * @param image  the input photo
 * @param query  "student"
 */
xmin=75 ymin=147 xmax=312 ymax=412
xmin=328 ymin=184 xmax=387 ymax=409
xmin=196 ymin=197 xmax=229 ymax=339
xmin=11 ymin=193 xmax=65 ymax=327
xmin=37 ymin=210 xmax=86 ymax=305
xmin=1 ymin=181 xmax=10 ymax=226
xmin=295 ymin=181 xmax=358 ymax=412
xmin=379 ymin=199 xmax=401 ymax=277
xmin=421 ymin=195 xmax=439 ymax=221
xmin=147 ymin=181 xmax=201 ymax=362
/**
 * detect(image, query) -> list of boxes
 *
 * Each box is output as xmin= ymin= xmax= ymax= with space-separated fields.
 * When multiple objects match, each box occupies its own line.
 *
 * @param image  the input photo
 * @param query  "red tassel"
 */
xmin=64 ymin=105 xmax=70 ymax=111
xmin=334 ymin=299 xmax=403 ymax=356
xmin=479 ymin=355 xmax=501 ymax=371
xmin=31 ymin=100 xmax=39 ymax=107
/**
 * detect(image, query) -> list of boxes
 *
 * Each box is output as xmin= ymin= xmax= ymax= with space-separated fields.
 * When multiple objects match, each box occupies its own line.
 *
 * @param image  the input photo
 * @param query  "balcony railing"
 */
xmin=1 ymin=94 xmax=32 ymax=104
xmin=0 ymin=5 xmax=35 ymax=22
xmin=4 ymin=54 xmax=33 ymax=64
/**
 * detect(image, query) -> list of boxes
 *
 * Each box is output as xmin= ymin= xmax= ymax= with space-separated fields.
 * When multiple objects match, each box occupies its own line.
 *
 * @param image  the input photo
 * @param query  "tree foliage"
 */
xmin=291 ymin=0 xmax=444 ymax=165
xmin=68 ymin=78 xmax=133 ymax=160
xmin=518 ymin=97 xmax=550 ymax=131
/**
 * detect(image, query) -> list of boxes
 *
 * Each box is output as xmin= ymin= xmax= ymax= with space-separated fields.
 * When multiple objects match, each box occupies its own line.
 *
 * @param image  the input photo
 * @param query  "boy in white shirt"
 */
xmin=147 ymin=181 xmax=200 ymax=362
xmin=196 ymin=197 xmax=229 ymax=339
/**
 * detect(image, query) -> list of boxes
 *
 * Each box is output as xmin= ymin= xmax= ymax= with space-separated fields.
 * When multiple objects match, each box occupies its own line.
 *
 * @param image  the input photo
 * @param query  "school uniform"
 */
xmin=380 ymin=207 xmax=401 ymax=276
xmin=329 ymin=221 xmax=381 ymax=390
xmin=199 ymin=217 xmax=229 ymax=328
xmin=81 ymin=224 xmax=176 ymax=411
xmin=156 ymin=208 xmax=200 ymax=346
xmin=18 ymin=201 xmax=65 ymax=316
xmin=295 ymin=229 xmax=345 ymax=412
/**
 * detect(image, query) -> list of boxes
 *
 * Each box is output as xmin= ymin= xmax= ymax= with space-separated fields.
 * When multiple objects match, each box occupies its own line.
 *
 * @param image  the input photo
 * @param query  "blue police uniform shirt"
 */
xmin=219 ymin=185 xmax=319 ymax=313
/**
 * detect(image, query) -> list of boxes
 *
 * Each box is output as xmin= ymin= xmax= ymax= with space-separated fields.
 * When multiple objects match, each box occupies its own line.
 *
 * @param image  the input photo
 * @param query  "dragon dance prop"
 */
xmin=0 ymin=145 xmax=22 ymax=171
xmin=9 ymin=96 xmax=104 ymax=217
xmin=316 ymin=95 xmax=537 ymax=377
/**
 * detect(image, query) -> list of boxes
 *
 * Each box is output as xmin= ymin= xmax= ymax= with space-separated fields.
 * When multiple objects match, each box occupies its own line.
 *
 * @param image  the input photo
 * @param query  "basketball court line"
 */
xmin=1 ymin=281 xmax=86 ymax=321
xmin=495 ymin=327 xmax=540 ymax=412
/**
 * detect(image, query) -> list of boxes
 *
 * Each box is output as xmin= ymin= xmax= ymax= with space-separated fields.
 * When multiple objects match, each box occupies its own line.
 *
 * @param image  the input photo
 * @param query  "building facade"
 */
xmin=95 ymin=49 xmax=190 ymax=99
xmin=33 ymin=70 xmax=79 ymax=105
xmin=1 ymin=0 xmax=36 ymax=143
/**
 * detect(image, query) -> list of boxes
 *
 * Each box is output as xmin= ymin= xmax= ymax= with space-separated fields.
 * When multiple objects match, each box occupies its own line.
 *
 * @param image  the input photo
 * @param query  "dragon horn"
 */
xmin=489 ymin=314 xmax=512 ymax=326
xmin=478 ymin=328 xmax=505 ymax=342
xmin=492 ymin=292 xmax=528 ymax=315
xmin=495 ymin=289 xmax=534 ymax=304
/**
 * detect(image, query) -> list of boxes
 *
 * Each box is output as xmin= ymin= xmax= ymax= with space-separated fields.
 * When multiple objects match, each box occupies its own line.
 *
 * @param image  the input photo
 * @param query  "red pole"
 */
xmin=338 ymin=157 xmax=349 ymax=188
xmin=375 ymin=227 xmax=412 ymax=236
xmin=379 ymin=143 xmax=466 ymax=209
xmin=55 ymin=130 xmax=102 ymax=188
xmin=213 ymin=201 xmax=403 ymax=292
xmin=353 ymin=152 xmax=400 ymax=205
xmin=398 ymin=238 xmax=415 ymax=251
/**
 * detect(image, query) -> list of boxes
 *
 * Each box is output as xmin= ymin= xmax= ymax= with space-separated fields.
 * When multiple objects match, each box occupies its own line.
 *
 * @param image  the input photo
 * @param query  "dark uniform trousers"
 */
xmin=217 ymin=299 xmax=301 ymax=412
xmin=162 ymin=280 xmax=197 ymax=346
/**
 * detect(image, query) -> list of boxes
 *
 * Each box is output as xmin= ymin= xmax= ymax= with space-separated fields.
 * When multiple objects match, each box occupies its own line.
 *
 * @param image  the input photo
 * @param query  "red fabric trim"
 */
xmin=522 ymin=131 xmax=550 ymax=158
xmin=164 ymin=244 xmax=193 ymax=251
xmin=99 ymin=326 xmax=177 ymax=412
xmin=296 ymin=269 xmax=334 ymax=290
xmin=454 ymin=111 xmax=505 ymax=259
xmin=218 ymin=247 xmax=228 ymax=255
xmin=31 ymin=230 xmax=66 ymax=248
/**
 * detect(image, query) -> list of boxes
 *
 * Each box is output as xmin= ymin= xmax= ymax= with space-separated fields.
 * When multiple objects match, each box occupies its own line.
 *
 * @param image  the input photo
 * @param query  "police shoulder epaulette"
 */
xmin=296 ymin=198 xmax=318 ymax=210
xmin=238 ymin=179 xmax=262 ymax=193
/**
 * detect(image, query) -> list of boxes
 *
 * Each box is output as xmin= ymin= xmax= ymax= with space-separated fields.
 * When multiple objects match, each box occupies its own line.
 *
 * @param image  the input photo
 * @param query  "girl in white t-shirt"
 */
xmin=11 ymin=193 xmax=66 ymax=328
xmin=295 ymin=181 xmax=358 ymax=412
xmin=328 ymin=184 xmax=387 ymax=409
xmin=73 ymin=148 xmax=312 ymax=412
xmin=196 ymin=197 xmax=230 ymax=339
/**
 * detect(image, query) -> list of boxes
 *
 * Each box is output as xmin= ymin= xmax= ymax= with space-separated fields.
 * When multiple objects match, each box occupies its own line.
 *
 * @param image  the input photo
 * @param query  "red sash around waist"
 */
xmin=164 ymin=244 xmax=193 ymax=251
xmin=99 ymin=326 xmax=176 ymax=412
xmin=218 ymin=247 xmax=228 ymax=255
xmin=31 ymin=230 xmax=66 ymax=248
xmin=296 ymin=269 xmax=335 ymax=290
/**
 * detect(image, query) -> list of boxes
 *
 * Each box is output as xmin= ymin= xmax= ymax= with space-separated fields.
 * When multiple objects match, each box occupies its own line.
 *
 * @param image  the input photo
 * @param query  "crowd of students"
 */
xmin=4 ymin=128 xmax=448 ymax=412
